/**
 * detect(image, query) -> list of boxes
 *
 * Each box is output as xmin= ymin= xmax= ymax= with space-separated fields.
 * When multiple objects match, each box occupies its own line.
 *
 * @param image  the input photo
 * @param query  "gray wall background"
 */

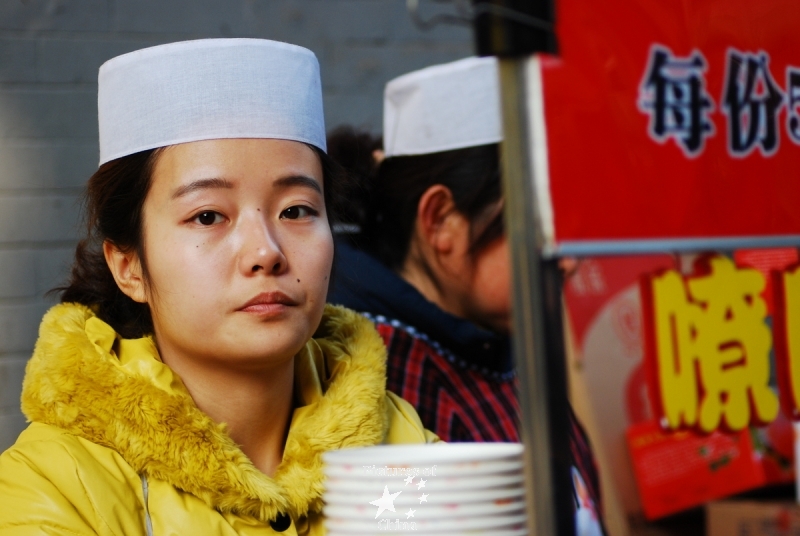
xmin=0 ymin=0 xmax=473 ymax=450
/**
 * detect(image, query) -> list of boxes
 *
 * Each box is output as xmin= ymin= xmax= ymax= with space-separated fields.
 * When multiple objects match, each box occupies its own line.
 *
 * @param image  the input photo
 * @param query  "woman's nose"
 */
xmin=250 ymin=255 xmax=283 ymax=274
xmin=238 ymin=217 xmax=287 ymax=276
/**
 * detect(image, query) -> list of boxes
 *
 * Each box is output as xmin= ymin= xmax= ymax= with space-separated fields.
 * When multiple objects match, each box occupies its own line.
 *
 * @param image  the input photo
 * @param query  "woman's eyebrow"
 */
xmin=273 ymin=174 xmax=322 ymax=194
xmin=171 ymin=178 xmax=234 ymax=199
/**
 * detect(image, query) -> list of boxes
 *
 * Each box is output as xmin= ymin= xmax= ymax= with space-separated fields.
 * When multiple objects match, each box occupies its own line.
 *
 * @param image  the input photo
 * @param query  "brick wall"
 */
xmin=0 ymin=0 xmax=473 ymax=450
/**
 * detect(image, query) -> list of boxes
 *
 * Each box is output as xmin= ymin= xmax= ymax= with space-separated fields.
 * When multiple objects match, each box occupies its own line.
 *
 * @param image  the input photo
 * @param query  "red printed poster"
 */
xmin=626 ymin=420 xmax=764 ymax=520
xmin=531 ymin=0 xmax=800 ymax=255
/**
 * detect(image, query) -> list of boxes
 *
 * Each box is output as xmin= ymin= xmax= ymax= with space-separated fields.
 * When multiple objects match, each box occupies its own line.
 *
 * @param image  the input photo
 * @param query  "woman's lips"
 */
xmin=238 ymin=291 xmax=298 ymax=315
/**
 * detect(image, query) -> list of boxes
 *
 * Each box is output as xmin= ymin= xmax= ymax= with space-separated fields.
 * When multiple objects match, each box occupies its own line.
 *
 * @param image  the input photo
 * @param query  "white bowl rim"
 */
xmin=324 ymin=511 xmax=528 ymax=531
xmin=323 ymin=443 xmax=523 ymax=466
xmin=323 ymin=473 xmax=524 ymax=492
xmin=323 ymin=499 xmax=525 ymax=519
xmin=325 ymin=528 xmax=529 ymax=536
xmin=324 ymin=459 xmax=524 ymax=478
xmin=323 ymin=486 xmax=525 ymax=505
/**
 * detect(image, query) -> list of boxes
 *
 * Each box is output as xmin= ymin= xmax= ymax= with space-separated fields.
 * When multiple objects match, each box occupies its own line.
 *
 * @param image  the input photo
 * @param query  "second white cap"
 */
xmin=383 ymin=56 xmax=501 ymax=158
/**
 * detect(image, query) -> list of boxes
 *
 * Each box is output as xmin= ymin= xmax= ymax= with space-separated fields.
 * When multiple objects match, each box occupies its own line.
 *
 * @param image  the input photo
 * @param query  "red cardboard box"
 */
xmin=707 ymin=500 xmax=800 ymax=536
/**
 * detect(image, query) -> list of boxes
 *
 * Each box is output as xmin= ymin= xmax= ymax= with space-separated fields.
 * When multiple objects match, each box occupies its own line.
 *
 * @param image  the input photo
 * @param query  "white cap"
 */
xmin=383 ymin=56 xmax=501 ymax=158
xmin=98 ymin=38 xmax=326 ymax=165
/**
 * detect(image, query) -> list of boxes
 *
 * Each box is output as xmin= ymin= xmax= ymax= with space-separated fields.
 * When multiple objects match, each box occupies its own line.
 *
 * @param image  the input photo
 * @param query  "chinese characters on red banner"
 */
xmin=639 ymin=46 xmax=715 ymax=157
xmin=540 ymin=0 xmax=800 ymax=247
xmin=639 ymin=45 xmax=793 ymax=158
xmin=642 ymin=255 xmax=780 ymax=433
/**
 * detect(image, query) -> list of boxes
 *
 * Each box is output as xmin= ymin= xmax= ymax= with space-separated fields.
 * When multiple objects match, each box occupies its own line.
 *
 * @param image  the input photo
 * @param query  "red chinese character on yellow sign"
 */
xmin=773 ymin=264 xmax=800 ymax=419
xmin=641 ymin=255 xmax=778 ymax=433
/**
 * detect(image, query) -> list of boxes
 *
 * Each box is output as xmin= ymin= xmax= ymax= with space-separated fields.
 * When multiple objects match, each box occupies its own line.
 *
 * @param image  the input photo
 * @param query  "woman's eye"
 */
xmin=193 ymin=211 xmax=224 ymax=226
xmin=280 ymin=206 xmax=317 ymax=220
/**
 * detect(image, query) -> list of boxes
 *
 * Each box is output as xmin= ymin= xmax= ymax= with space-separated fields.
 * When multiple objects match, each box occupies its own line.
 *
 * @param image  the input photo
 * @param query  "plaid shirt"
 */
xmin=367 ymin=313 xmax=519 ymax=442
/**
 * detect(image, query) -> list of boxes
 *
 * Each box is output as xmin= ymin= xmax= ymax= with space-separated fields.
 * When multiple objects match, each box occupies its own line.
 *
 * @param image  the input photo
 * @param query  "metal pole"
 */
xmin=498 ymin=58 xmax=574 ymax=536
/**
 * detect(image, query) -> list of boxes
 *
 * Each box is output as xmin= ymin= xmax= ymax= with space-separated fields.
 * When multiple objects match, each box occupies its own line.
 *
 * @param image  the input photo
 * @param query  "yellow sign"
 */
xmin=644 ymin=255 xmax=778 ymax=433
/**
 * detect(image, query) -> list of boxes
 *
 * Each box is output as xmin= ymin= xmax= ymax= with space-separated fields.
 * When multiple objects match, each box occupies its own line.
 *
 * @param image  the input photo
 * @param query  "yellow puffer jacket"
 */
xmin=0 ymin=303 xmax=437 ymax=535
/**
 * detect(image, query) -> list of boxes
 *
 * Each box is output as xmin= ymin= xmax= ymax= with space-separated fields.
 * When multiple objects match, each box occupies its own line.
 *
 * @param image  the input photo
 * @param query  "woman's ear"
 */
xmin=416 ymin=184 xmax=468 ymax=256
xmin=103 ymin=240 xmax=147 ymax=303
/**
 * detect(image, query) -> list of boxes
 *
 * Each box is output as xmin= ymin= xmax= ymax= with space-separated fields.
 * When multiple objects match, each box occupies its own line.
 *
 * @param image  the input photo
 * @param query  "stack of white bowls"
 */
xmin=322 ymin=443 xmax=528 ymax=535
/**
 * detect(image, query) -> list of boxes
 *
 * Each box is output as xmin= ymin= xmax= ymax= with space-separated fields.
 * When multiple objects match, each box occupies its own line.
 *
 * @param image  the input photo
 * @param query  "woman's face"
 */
xmin=137 ymin=138 xmax=333 ymax=370
xmin=463 ymin=234 xmax=512 ymax=334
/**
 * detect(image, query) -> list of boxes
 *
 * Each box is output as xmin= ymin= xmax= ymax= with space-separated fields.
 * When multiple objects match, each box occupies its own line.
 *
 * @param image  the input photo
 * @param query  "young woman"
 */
xmin=327 ymin=57 xmax=607 ymax=535
xmin=0 ymin=39 xmax=434 ymax=536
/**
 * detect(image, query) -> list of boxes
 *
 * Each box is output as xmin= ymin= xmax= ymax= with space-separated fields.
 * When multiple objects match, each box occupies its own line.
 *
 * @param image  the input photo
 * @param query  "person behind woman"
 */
xmin=0 ymin=39 xmax=434 ymax=536
xmin=327 ymin=56 xmax=607 ymax=535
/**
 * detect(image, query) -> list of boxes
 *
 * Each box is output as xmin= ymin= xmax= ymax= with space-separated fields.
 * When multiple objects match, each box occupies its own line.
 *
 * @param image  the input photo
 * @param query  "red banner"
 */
xmin=536 ymin=0 xmax=800 ymax=255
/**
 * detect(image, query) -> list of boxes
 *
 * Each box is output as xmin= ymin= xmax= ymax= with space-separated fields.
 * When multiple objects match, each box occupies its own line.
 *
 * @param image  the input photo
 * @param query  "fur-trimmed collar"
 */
xmin=21 ymin=303 xmax=389 ymax=523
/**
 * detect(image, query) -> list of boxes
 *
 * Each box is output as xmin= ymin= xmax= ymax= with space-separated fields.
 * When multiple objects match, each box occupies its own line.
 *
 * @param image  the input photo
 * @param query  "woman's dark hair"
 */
xmin=326 ymin=125 xmax=503 ymax=272
xmin=57 ymin=144 xmax=346 ymax=339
